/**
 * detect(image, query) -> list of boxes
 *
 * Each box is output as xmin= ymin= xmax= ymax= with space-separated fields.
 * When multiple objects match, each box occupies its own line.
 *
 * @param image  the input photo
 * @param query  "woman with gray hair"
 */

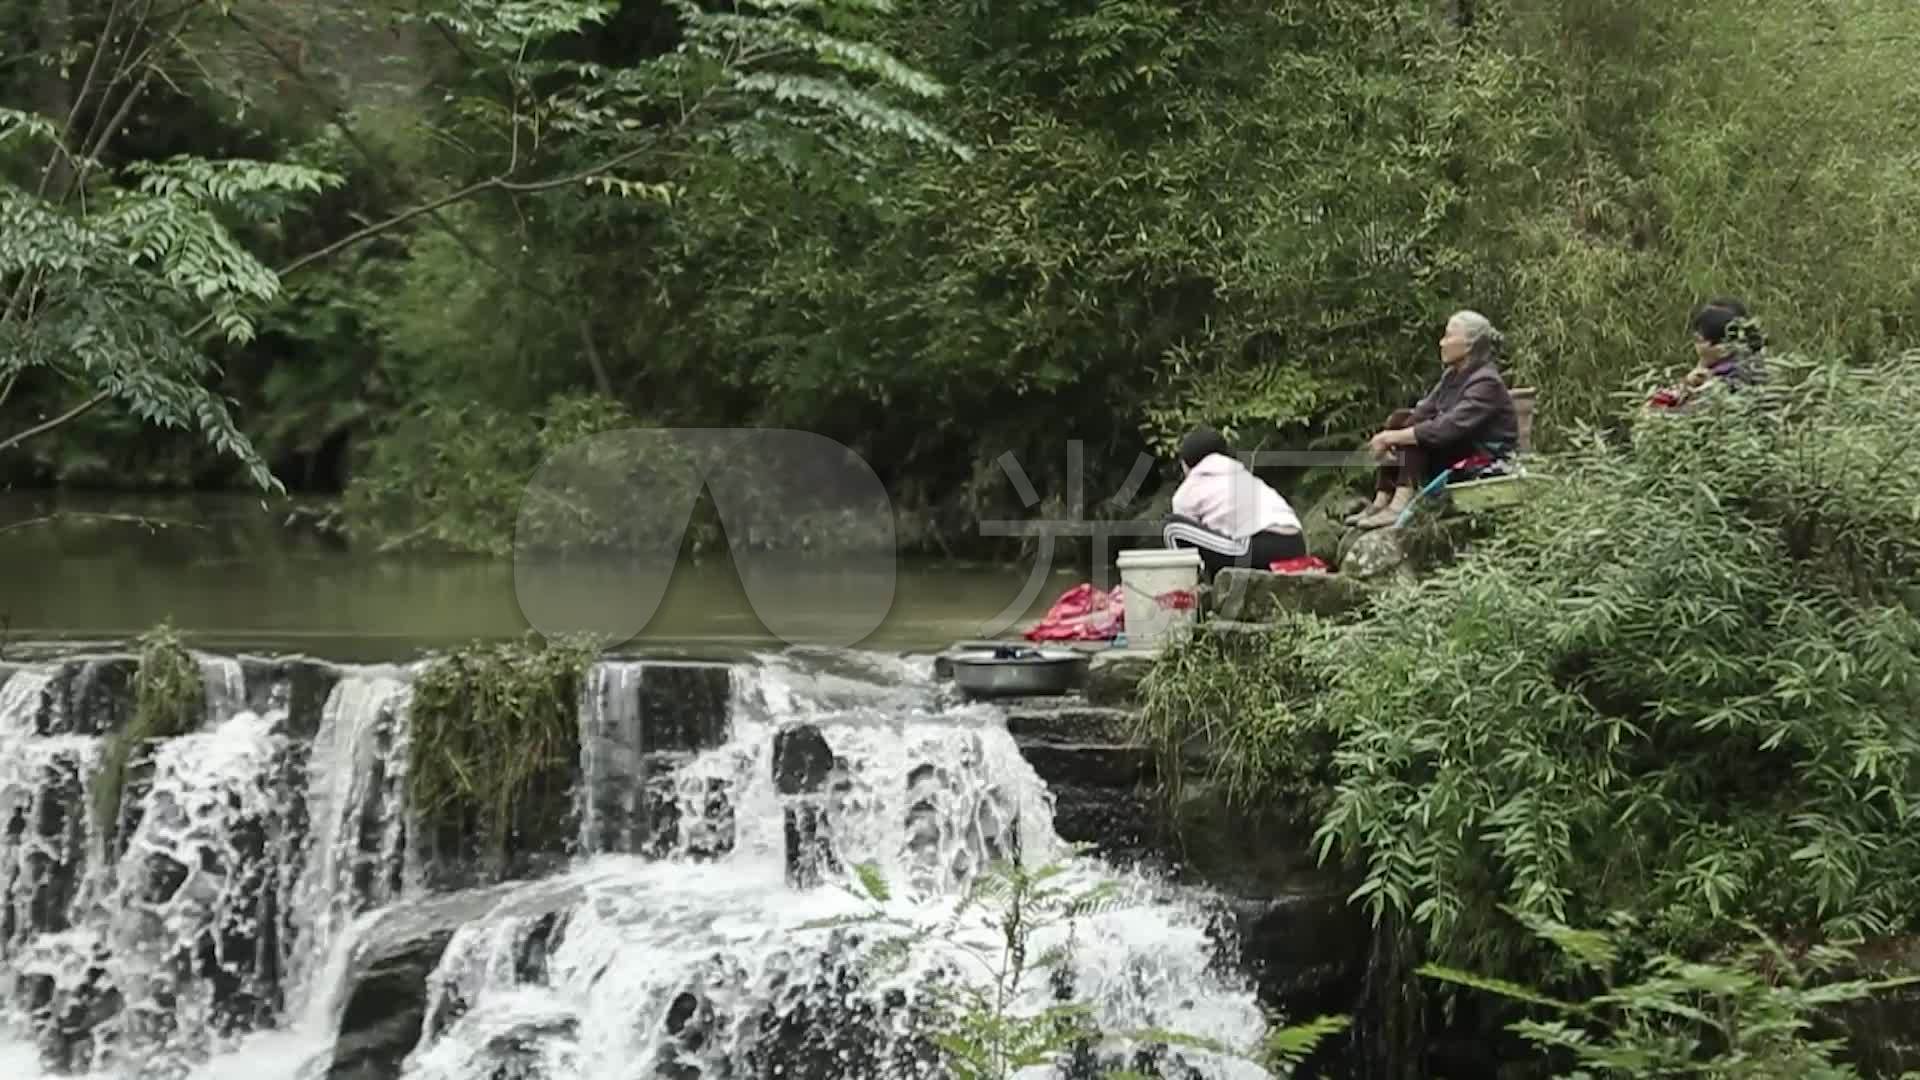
xmin=1349 ymin=310 xmax=1520 ymax=529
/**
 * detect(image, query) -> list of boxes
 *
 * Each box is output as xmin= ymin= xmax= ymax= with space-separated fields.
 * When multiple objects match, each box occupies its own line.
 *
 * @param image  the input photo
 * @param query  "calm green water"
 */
xmin=0 ymin=494 xmax=1078 ymax=661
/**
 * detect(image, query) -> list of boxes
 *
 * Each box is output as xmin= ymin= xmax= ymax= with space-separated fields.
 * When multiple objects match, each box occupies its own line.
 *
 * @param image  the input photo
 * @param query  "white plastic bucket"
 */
xmin=1116 ymin=548 xmax=1203 ymax=649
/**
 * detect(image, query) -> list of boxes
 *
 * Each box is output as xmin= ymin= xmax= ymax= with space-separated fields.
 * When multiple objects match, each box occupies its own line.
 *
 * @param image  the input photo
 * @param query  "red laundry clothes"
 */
xmin=1023 ymin=583 xmax=1124 ymax=642
xmin=1269 ymin=555 xmax=1333 ymax=574
xmin=1647 ymin=386 xmax=1686 ymax=410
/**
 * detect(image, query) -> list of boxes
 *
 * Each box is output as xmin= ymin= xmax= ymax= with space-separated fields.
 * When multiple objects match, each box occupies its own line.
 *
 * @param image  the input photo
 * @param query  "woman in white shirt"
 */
xmin=1161 ymin=426 xmax=1306 ymax=579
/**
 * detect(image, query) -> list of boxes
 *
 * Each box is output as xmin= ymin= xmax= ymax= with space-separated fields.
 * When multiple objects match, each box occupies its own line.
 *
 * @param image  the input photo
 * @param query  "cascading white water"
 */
xmin=0 ymin=648 xmax=1279 ymax=1080
xmin=0 ymin=657 xmax=423 ymax=1079
xmin=283 ymin=669 xmax=417 ymax=1019
xmin=399 ymin=653 xmax=1270 ymax=1079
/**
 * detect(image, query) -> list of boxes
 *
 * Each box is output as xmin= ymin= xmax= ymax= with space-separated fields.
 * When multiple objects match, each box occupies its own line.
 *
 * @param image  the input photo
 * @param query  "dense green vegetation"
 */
xmin=1421 ymin=916 xmax=1920 ymax=1079
xmin=406 ymin=634 xmax=595 ymax=869
xmin=7 ymin=0 xmax=1920 ymax=555
xmin=1141 ymin=355 xmax=1920 ymax=1070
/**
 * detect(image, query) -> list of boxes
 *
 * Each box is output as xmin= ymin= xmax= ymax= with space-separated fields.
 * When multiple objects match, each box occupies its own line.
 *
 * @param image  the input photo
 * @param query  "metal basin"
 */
xmin=946 ymin=645 xmax=1089 ymax=699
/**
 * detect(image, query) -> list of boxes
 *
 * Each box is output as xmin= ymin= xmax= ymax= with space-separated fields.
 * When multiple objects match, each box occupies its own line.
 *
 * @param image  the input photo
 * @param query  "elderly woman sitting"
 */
xmin=1348 ymin=310 xmax=1520 ymax=530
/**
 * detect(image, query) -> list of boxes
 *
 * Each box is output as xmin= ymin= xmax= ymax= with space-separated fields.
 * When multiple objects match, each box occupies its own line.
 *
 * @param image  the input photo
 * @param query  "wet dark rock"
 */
xmin=21 ymin=944 xmax=119 ymax=1072
xmin=1162 ymin=782 xmax=1329 ymax=894
xmin=237 ymin=655 xmax=345 ymax=737
xmin=1214 ymin=890 xmax=1369 ymax=1020
xmin=330 ymin=881 xmax=580 ymax=1080
xmin=1211 ymin=568 xmax=1376 ymax=621
xmin=1084 ymin=650 xmax=1157 ymax=707
xmin=1004 ymin=705 xmax=1137 ymax=744
xmin=639 ymin=765 xmax=733 ymax=860
xmin=638 ymin=663 xmax=732 ymax=752
xmin=13 ymin=748 xmax=89 ymax=937
xmin=1827 ymin=938 xmax=1920 ymax=1077
xmin=1047 ymin=783 xmax=1158 ymax=865
xmin=141 ymin=852 xmax=190 ymax=904
xmin=773 ymin=725 xmax=835 ymax=796
xmin=783 ymin=802 xmax=838 ymax=889
xmin=1019 ymin=744 xmax=1154 ymax=787
xmin=514 ymin=910 xmax=568 ymax=985
xmin=1005 ymin=701 xmax=1161 ymax=860
xmin=476 ymin=1014 xmax=577 ymax=1078
xmin=41 ymin=655 xmax=137 ymax=736
xmin=742 ymin=937 xmax=940 ymax=1080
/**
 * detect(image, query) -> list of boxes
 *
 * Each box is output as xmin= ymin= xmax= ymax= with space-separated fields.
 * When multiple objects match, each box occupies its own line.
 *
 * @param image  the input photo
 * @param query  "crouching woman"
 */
xmin=1162 ymin=426 xmax=1305 ymax=579
xmin=1350 ymin=310 xmax=1519 ymax=529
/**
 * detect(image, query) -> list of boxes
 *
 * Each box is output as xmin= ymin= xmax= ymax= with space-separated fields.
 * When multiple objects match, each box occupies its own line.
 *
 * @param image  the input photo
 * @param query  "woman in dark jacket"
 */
xmin=1647 ymin=298 xmax=1767 ymax=411
xmin=1350 ymin=310 xmax=1520 ymax=529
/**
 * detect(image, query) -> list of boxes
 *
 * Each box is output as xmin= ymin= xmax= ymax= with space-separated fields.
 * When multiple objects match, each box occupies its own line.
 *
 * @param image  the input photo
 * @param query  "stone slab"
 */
xmin=1211 ymin=568 xmax=1375 ymax=621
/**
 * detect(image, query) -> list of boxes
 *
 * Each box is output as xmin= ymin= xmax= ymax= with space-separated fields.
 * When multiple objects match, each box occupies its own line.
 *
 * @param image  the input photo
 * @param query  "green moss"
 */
xmin=406 ymin=634 xmax=595 ymax=868
xmin=93 ymin=621 xmax=204 ymax=833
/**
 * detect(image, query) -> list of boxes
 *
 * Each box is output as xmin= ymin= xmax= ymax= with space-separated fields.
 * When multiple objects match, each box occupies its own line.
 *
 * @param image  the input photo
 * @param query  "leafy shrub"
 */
xmin=1144 ymin=354 xmax=1920 ymax=974
xmin=1421 ymin=912 xmax=1920 ymax=1080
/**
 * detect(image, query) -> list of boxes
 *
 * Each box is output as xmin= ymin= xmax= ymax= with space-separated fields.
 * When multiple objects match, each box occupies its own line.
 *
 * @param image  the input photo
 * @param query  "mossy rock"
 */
xmin=1161 ymin=779 xmax=1332 ymax=895
xmin=1084 ymin=650 xmax=1157 ymax=707
xmin=1004 ymin=705 xmax=1138 ymax=744
xmin=1211 ymin=568 xmax=1375 ymax=621
xmin=1336 ymin=513 xmax=1486 ymax=582
xmin=1301 ymin=494 xmax=1369 ymax=567
xmin=93 ymin=625 xmax=203 ymax=836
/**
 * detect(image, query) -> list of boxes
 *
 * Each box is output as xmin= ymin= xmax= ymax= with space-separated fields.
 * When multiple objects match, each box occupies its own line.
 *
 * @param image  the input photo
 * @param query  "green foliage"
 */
xmin=342 ymin=392 xmax=636 ymax=555
xmin=0 ymin=156 xmax=343 ymax=490
xmin=3 ymin=0 xmax=955 ymax=496
xmin=1137 ymin=616 xmax=1339 ymax=813
xmin=17 ymin=0 xmax=1920 ymax=566
xmin=1421 ymin=912 xmax=1920 ymax=1079
xmin=93 ymin=621 xmax=204 ymax=834
xmin=405 ymin=633 xmax=596 ymax=863
xmin=820 ymin=858 xmax=1349 ymax=1076
xmin=1145 ymin=355 xmax=1920 ymax=975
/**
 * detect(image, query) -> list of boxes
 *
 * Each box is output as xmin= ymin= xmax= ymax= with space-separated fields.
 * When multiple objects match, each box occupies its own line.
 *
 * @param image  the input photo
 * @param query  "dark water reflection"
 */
xmin=0 ymin=494 xmax=1073 ymax=661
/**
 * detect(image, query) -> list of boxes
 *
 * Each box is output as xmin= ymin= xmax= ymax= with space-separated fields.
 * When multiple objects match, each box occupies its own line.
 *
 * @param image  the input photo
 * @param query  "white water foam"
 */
xmin=1 ymin=651 xmax=1279 ymax=1079
xmin=393 ymin=656 xmax=1272 ymax=1079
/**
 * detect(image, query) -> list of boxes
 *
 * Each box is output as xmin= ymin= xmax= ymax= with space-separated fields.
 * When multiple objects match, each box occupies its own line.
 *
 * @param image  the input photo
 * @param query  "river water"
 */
xmin=0 ymin=495 xmax=1077 ymax=660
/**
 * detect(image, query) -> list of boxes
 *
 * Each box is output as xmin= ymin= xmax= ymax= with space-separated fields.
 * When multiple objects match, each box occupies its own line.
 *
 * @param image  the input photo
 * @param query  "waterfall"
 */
xmin=0 ymin=649 xmax=1278 ymax=1079
xmin=282 ymin=668 xmax=416 ymax=1019
xmin=397 ymin=655 xmax=1267 ymax=1078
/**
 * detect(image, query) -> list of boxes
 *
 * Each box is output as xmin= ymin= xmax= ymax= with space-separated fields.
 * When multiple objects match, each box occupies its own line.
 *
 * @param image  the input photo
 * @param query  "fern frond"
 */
xmin=1416 ymin=963 xmax=1578 ymax=1012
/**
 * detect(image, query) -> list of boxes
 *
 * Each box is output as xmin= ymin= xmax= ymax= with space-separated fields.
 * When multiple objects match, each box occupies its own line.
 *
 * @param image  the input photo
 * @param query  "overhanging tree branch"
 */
xmin=2 ymin=128 xmax=691 ymax=455
xmin=0 ymin=390 xmax=114 ymax=453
